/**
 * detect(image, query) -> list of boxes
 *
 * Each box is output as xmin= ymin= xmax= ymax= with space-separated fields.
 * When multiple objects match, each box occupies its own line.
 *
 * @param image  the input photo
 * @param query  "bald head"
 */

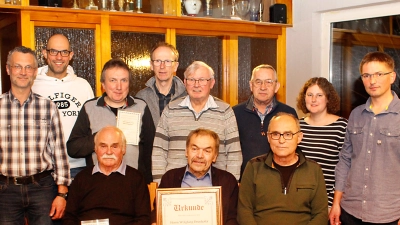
xmin=42 ymin=34 xmax=74 ymax=79
xmin=46 ymin=34 xmax=71 ymax=50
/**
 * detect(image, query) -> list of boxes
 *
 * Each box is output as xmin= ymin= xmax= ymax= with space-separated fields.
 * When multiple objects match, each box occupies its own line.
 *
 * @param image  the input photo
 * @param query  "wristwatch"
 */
xmin=57 ymin=192 xmax=68 ymax=199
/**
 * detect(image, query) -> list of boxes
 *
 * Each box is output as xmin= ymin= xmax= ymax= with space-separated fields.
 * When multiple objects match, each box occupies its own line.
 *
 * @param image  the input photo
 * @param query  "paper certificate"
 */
xmin=116 ymin=110 xmax=141 ymax=145
xmin=81 ymin=218 xmax=109 ymax=225
xmin=156 ymin=187 xmax=222 ymax=225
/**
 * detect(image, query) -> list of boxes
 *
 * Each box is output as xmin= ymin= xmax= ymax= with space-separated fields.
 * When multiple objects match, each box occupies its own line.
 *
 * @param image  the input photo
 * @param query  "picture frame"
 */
xmin=155 ymin=186 xmax=222 ymax=225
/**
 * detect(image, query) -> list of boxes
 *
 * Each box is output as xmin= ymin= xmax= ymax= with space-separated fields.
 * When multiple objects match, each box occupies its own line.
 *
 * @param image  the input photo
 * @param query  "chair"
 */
xmin=148 ymin=182 xmax=158 ymax=211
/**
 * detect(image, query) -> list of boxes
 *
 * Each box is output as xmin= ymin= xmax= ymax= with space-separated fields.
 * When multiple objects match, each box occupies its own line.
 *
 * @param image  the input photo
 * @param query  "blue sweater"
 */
xmin=233 ymin=96 xmax=297 ymax=177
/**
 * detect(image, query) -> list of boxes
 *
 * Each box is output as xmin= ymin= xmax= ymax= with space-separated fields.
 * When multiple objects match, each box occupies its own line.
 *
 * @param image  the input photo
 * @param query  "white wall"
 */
xmin=285 ymin=0 xmax=398 ymax=117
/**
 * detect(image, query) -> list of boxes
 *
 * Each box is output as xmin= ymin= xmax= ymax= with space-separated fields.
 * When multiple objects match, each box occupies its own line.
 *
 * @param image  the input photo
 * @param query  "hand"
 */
xmin=329 ymin=204 xmax=341 ymax=225
xmin=49 ymin=196 xmax=67 ymax=220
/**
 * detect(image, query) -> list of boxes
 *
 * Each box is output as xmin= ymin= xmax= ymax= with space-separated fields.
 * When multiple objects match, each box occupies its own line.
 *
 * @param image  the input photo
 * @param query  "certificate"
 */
xmin=156 ymin=187 xmax=222 ymax=225
xmin=116 ymin=110 xmax=141 ymax=145
xmin=81 ymin=218 xmax=109 ymax=225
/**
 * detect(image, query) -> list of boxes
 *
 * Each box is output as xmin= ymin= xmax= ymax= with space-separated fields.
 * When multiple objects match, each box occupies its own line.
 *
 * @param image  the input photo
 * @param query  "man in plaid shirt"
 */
xmin=0 ymin=46 xmax=71 ymax=225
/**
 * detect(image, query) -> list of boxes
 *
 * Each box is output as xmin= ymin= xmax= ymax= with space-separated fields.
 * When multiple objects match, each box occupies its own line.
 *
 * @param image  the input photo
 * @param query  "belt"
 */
xmin=0 ymin=170 xmax=53 ymax=185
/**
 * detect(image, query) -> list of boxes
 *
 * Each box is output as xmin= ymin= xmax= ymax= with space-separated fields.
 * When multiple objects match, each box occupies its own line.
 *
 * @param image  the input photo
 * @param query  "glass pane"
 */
xmin=35 ymin=27 xmax=96 ymax=94
xmin=111 ymin=31 xmax=165 ymax=96
xmin=331 ymin=17 xmax=400 ymax=118
xmin=238 ymin=37 xmax=276 ymax=103
xmin=176 ymin=35 xmax=222 ymax=98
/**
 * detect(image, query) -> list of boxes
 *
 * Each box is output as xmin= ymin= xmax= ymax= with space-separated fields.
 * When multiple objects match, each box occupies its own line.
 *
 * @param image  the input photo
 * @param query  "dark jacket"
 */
xmin=67 ymin=93 xmax=155 ymax=184
xmin=233 ymin=96 xmax=297 ymax=177
xmin=156 ymin=166 xmax=239 ymax=225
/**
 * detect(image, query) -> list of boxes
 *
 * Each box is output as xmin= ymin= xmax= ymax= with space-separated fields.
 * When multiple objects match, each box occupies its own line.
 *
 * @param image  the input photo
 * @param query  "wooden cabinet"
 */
xmin=0 ymin=0 xmax=291 ymax=104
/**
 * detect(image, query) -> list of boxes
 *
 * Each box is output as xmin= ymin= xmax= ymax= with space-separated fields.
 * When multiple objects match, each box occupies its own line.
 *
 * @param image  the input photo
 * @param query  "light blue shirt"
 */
xmin=181 ymin=165 xmax=212 ymax=187
xmin=92 ymin=160 xmax=127 ymax=176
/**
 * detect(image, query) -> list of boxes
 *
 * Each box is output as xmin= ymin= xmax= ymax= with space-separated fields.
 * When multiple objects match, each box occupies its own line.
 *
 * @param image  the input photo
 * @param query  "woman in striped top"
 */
xmin=296 ymin=77 xmax=348 ymax=209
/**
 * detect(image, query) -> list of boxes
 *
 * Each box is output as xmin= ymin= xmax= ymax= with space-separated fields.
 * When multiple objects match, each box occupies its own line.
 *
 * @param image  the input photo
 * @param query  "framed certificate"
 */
xmin=156 ymin=187 xmax=222 ymax=225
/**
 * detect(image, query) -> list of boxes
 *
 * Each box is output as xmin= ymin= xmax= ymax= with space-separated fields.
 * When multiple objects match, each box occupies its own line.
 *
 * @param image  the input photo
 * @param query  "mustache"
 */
xmin=101 ymin=154 xmax=118 ymax=160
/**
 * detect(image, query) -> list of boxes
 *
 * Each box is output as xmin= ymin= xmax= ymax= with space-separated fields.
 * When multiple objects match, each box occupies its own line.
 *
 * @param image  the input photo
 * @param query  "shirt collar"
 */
xmin=178 ymin=95 xmax=218 ymax=112
xmin=92 ymin=160 xmax=127 ymax=176
xmin=184 ymin=165 xmax=212 ymax=181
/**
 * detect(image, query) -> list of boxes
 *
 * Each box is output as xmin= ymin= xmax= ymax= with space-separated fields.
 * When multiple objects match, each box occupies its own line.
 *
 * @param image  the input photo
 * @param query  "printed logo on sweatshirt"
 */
xmin=48 ymin=92 xmax=83 ymax=117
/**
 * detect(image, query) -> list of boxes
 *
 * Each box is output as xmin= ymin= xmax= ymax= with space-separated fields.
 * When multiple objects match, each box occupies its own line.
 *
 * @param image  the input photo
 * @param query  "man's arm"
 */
xmin=226 ymin=175 xmax=240 ymax=225
xmin=308 ymin=167 xmax=328 ymax=225
xmin=237 ymin=162 xmax=258 ymax=225
xmin=48 ymin=104 xmax=70 ymax=219
xmin=132 ymin=172 xmax=151 ymax=225
xmin=138 ymin=105 xmax=155 ymax=184
xmin=63 ymin=176 xmax=83 ymax=225
xmin=151 ymin=110 xmax=170 ymax=182
xmin=329 ymin=191 xmax=343 ymax=225
xmin=224 ymin=108 xmax=242 ymax=180
xmin=67 ymin=105 xmax=95 ymax=158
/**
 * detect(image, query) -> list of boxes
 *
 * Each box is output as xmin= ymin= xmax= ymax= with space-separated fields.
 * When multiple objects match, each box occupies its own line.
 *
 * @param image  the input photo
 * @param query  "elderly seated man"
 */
xmin=63 ymin=126 xmax=150 ymax=225
xmin=152 ymin=128 xmax=239 ymax=225
xmin=237 ymin=112 xmax=328 ymax=225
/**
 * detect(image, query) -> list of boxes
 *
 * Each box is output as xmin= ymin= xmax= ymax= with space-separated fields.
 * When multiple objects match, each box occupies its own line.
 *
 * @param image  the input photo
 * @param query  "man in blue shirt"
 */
xmin=330 ymin=52 xmax=400 ymax=225
xmin=155 ymin=128 xmax=239 ymax=225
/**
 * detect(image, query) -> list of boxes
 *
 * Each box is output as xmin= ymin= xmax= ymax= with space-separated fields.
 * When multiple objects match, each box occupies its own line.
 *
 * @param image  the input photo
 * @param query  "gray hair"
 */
xmin=94 ymin=126 xmax=127 ymax=150
xmin=184 ymin=61 xmax=214 ymax=79
xmin=250 ymin=64 xmax=277 ymax=81
xmin=7 ymin=46 xmax=38 ymax=68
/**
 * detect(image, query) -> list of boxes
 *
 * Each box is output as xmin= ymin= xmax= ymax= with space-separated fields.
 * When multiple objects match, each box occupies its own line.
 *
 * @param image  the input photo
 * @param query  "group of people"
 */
xmin=0 ymin=32 xmax=399 ymax=225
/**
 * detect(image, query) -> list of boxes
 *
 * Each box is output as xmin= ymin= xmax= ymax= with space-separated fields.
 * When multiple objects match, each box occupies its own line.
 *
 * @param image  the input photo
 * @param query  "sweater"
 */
xmin=67 ymin=93 xmax=155 ymax=183
xmin=32 ymin=65 xmax=94 ymax=169
xmin=135 ymin=76 xmax=187 ymax=127
xmin=298 ymin=117 xmax=347 ymax=207
xmin=63 ymin=165 xmax=150 ymax=225
xmin=152 ymin=96 xmax=242 ymax=181
xmin=157 ymin=166 xmax=239 ymax=225
xmin=237 ymin=149 xmax=328 ymax=225
xmin=232 ymin=96 xmax=297 ymax=176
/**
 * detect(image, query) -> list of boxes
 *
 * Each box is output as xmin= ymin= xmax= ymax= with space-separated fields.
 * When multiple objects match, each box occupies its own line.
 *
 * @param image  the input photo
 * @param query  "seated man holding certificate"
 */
xmin=63 ymin=126 xmax=151 ymax=225
xmin=67 ymin=59 xmax=155 ymax=183
xmin=153 ymin=128 xmax=239 ymax=225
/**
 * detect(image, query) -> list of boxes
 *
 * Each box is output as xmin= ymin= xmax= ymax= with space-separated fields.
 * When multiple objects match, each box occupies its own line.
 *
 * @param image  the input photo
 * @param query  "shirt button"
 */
xmin=364 ymin=185 xmax=367 ymax=188
xmin=373 ymin=117 xmax=376 ymax=120
xmin=368 ymin=150 xmax=371 ymax=153
xmin=370 ymin=133 xmax=373 ymax=136
xmin=363 ymin=200 xmax=366 ymax=204
xmin=366 ymin=168 xmax=369 ymax=171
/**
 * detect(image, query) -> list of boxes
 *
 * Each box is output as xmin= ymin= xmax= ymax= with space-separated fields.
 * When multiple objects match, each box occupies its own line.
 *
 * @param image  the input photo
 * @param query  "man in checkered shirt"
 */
xmin=0 ymin=46 xmax=71 ymax=225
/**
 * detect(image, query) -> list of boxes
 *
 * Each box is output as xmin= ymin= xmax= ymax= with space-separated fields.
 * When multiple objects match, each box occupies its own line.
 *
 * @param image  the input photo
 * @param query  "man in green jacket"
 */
xmin=238 ymin=112 xmax=328 ymax=225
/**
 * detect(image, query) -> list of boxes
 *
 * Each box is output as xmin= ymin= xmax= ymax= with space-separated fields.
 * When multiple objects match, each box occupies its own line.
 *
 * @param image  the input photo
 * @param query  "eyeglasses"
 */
xmin=8 ymin=65 xmax=37 ymax=73
xmin=151 ymin=59 xmax=176 ymax=67
xmin=252 ymin=79 xmax=276 ymax=87
xmin=268 ymin=131 xmax=301 ymax=140
xmin=185 ymin=78 xmax=213 ymax=86
xmin=46 ymin=49 xmax=72 ymax=57
xmin=360 ymin=71 xmax=392 ymax=80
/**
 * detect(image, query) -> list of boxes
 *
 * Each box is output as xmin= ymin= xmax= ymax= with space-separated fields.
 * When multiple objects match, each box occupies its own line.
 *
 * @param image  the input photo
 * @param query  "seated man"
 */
xmin=153 ymin=128 xmax=239 ymax=225
xmin=63 ymin=126 xmax=151 ymax=225
xmin=237 ymin=112 xmax=328 ymax=225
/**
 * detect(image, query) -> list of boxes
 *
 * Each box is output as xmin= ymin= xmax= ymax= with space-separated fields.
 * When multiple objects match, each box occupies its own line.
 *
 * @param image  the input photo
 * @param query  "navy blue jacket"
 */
xmin=233 ymin=96 xmax=297 ymax=177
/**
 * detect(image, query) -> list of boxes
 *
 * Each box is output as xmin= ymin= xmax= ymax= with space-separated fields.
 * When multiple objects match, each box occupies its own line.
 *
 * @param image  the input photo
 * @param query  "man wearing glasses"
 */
xmin=233 ymin=64 xmax=297 ymax=178
xmin=135 ymin=42 xmax=186 ymax=128
xmin=32 ymin=33 xmax=94 ymax=178
xmin=238 ymin=112 xmax=328 ymax=225
xmin=330 ymin=52 xmax=400 ymax=225
xmin=152 ymin=61 xmax=242 ymax=182
xmin=0 ymin=46 xmax=70 ymax=224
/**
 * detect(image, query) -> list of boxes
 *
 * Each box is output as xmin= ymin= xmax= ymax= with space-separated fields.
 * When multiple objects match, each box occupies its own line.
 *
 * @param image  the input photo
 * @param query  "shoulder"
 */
xmin=212 ymin=167 xmax=237 ymax=182
xmin=232 ymin=101 xmax=246 ymax=111
xmin=248 ymin=154 xmax=268 ymax=164
xmin=275 ymin=101 xmax=297 ymax=113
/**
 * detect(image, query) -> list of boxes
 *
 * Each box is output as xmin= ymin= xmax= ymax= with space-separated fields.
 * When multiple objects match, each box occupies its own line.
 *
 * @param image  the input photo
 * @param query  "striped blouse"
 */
xmin=298 ymin=117 xmax=348 ymax=207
